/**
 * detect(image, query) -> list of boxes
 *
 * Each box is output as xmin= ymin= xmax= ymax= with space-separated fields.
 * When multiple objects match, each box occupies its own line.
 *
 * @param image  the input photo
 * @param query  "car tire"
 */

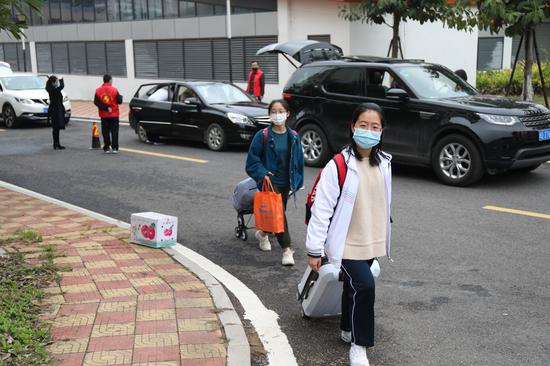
xmin=2 ymin=105 xmax=18 ymax=129
xmin=299 ymin=124 xmax=329 ymax=167
xmin=432 ymin=134 xmax=484 ymax=187
xmin=137 ymin=122 xmax=159 ymax=143
xmin=206 ymin=123 xmax=227 ymax=151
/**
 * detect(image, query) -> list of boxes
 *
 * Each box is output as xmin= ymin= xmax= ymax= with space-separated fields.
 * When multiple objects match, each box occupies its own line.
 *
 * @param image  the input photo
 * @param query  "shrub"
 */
xmin=476 ymin=61 xmax=550 ymax=96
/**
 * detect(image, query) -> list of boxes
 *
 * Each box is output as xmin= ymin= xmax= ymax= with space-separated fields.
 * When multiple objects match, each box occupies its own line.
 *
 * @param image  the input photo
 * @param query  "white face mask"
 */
xmin=270 ymin=113 xmax=287 ymax=126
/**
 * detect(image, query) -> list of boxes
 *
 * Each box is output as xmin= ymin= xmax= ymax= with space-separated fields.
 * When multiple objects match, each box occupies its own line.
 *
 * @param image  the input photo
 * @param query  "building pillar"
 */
xmin=125 ymin=39 xmax=135 ymax=80
xmin=29 ymin=41 xmax=38 ymax=73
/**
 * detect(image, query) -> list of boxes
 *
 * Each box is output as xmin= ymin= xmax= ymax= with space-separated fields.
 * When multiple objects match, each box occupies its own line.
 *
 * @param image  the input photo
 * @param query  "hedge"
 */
xmin=476 ymin=61 xmax=550 ymax=96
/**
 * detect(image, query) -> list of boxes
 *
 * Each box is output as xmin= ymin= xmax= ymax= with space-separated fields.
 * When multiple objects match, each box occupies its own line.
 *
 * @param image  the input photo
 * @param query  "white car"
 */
xmin=0 ymin=72 xmax=71 ymax=128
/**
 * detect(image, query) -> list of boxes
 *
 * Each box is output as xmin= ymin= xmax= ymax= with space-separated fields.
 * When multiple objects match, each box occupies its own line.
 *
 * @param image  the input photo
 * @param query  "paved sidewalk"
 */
xmin=71 ymin=100 xmax=130 ymax=122
xmin=0 ymin=187 xmax=227 ymax=366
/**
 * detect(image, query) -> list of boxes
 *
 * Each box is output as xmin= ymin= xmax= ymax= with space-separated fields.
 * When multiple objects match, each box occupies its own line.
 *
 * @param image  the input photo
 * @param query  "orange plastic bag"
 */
xmin=253 ymin=177 xmax=285 ymax=234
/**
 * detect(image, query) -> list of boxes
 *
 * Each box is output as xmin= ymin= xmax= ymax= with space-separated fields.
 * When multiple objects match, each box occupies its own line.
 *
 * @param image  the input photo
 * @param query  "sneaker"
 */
xmin=112 ymin=149 xmax=119 ymax=154
xmin=341 ymin=330 xmax=352 ymax=343
xmin=349 ymin=343 xmax=369 ymax=366
xmin=103 ymin=149 xmax=111 ymax=154
xmin=255 ymin=231 xmax=271 ymax=251
xmin=282 ymin=249 xmax=295 ymax=266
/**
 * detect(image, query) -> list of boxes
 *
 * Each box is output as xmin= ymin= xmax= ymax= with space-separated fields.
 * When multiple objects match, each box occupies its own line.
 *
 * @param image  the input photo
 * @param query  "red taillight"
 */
xmin=282 ymin=93 xmax=292 ymax=100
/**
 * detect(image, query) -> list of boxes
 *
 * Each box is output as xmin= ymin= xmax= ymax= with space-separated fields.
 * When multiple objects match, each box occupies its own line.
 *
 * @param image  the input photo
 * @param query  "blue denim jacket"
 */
xmin=245 ymin=126 xmax=305 ymax=193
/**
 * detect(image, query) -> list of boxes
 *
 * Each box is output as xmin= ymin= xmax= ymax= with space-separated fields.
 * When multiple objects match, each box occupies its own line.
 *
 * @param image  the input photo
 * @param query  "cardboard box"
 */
xmin=130 ymin=212 xmax=177 ymax=248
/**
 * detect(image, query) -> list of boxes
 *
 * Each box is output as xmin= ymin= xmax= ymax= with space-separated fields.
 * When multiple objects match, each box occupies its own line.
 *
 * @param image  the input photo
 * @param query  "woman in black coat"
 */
xmin=46 ymin=75 xmax=66 ymax=150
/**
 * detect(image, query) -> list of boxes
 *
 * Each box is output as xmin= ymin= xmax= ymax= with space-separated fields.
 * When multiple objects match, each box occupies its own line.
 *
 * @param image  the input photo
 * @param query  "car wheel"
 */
xmin=300 ymin=124 xmax=329 ymax=167
xmin=206 ymin=123 xmax=227 ymax=151
xmin=2 ymin=105 xmax=18 ymax=128
xmin=432 ymin=134 xmax=484 ymax=186
xmin=137 ymin=123 xmax=159 ymax=143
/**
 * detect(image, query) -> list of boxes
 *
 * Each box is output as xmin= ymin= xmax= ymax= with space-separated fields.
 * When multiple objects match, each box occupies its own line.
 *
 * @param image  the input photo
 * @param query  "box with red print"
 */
xmin=130 ymin=212 xmax=177 ymax=248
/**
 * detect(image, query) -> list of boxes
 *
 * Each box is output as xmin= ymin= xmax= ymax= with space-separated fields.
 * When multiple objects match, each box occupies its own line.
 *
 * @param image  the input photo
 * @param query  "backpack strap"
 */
xmin=262 ymin=127 xmax=269 ymax=145
xmin=333 ymin=153 xmax=348 ymax=190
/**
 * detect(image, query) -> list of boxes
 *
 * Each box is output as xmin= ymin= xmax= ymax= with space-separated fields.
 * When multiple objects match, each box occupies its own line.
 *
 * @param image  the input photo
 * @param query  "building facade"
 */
xmin=1 ymin=0 xmax=548 ymax=102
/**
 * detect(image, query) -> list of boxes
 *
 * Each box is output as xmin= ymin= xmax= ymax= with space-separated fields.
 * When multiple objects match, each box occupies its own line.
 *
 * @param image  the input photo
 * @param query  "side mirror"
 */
xmin=386 ymin=88 xmax=409 ymax=101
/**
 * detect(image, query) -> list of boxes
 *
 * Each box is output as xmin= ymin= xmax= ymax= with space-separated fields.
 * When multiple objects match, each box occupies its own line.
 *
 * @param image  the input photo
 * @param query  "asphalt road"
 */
xmin=1 ymin=121 xmax=549 ymax=366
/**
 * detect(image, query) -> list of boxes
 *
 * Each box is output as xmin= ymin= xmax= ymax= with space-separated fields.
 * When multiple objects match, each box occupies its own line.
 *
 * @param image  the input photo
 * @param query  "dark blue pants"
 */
xmin=340 ymin=259 xmax=375 ymax=347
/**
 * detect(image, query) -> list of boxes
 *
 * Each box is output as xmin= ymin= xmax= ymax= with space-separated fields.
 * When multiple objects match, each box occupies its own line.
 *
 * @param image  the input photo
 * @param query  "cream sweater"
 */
xmin=343 ymin=158 xmax=387 ymax=260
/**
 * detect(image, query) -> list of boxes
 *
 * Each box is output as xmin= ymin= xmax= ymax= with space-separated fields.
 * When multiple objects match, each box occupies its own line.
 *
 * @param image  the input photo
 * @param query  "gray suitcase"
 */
xmin=297 ymin=258 xmax=380 ymax=319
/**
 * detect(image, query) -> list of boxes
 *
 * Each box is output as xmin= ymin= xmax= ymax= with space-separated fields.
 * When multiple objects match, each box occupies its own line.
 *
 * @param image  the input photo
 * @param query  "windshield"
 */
xmin=394 ymin=65 xmax=477 ymax=99
xmin=194 ymin=84 xmax=252 ymax=104
xmin=0 ymin=75 xmax=46 ymax=90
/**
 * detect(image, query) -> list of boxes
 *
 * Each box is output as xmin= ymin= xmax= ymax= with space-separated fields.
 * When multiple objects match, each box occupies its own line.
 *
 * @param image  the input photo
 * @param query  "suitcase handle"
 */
xmin=298 ymin=257 xmax=329 ymax=302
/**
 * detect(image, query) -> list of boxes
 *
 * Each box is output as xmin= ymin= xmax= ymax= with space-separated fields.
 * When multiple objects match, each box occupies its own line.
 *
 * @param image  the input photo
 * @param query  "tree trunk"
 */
xmin=523 ymin=28 xmax=534 ymax=101
xmin=391 ymin=13 xmax=401 ymax=59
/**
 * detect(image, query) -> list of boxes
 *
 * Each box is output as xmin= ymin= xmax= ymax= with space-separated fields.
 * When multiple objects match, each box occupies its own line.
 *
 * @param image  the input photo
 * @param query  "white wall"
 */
xmin=350 ymin=18 xmax=480 ymax=86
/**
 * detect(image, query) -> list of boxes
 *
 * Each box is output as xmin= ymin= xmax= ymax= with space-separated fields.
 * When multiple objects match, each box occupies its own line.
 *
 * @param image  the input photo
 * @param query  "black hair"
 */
xmin=454 ymin=69 xmax=467 ymax=82
xmin=46 ymin=75 xmax=58 ymax=86
xmin=347 ymin=102 xmax=385 ymax=166
xmin=103 ymin=74 xmax=112 ymax=83
xmin=268 ymin=99 xmax=290 ymax=114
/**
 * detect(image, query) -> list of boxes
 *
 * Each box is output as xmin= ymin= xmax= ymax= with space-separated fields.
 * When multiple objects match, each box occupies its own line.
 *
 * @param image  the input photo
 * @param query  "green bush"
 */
xmin=476 ymin=61 xmax=550 ymax=96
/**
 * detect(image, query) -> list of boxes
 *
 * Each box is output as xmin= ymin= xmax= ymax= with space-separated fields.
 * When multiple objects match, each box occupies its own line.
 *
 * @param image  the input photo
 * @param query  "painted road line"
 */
xmin=0 ymin=129 xmax=6 ymax=132
xmin=0 ymin=179 xmax=296 ymax=366
xmin=483 ymin=205 xmax=550 ymax=220
xmin=119 ymin=147 xmax=208 ymax=164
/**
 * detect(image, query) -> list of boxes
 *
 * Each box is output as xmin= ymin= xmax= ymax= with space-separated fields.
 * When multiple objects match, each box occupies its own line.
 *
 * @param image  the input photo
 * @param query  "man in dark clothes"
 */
xmin=94 ymin=74 xmax=123 ymax=154
xmin=246 ymin=61 xmax=265 ymax=102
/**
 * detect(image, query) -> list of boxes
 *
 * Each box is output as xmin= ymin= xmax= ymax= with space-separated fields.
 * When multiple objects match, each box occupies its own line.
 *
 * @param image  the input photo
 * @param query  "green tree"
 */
xmin=339 ymin=0 xmax=475 ymax=58
xmin=0 ymin=0 xmax=42 ymax=39
xmin=475 ymin=0 xmax=550 ymax=101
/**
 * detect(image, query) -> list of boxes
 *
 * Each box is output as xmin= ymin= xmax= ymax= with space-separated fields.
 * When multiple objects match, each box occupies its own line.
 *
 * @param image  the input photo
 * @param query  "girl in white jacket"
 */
xmin=306 ymin=103 xmax=392 ymax=366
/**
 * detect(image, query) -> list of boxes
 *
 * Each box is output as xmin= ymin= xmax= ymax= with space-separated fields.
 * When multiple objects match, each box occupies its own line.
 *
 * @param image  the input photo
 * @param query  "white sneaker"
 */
xmin=341 ymin=330 xmax=352 ymax=343
xmin=281 ymin=249 xmax=295 ymax=266
xmin=112 ymin=149 xmax=119 ymax=154
xmin=349 ymin=343 xmax=369 ymax=366
xmin=255 ymin=231 xmax=271 ymax=251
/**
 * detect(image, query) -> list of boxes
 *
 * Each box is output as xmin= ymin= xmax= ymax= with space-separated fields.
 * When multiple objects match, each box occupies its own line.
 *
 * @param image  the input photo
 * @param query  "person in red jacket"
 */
xmin=246 ymin=62 xmax=265 ymax=102
xmin=94 ymin=74 xmax=123 ymax=154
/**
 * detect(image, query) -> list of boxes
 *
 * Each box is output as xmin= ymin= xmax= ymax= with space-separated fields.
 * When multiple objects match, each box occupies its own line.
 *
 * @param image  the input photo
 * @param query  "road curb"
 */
xmin=72 ymin=115 xmax=130 ymax=123
xmin=0 ymin=179 xmax=251 ymax=366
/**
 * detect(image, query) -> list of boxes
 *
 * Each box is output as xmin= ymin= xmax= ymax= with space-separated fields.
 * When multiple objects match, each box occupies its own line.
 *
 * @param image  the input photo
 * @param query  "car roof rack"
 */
xmin=342 ymin=55 xmax=425 ymax=64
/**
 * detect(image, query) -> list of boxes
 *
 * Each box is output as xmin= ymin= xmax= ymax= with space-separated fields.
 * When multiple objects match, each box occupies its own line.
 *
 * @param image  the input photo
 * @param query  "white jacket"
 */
xmin=305 ymin=148 xmax=392 ymax=265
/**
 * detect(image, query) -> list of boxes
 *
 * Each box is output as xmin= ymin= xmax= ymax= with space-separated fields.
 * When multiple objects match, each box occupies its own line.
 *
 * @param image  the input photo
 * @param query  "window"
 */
xmin=50 ymin=0 xmax=62 ymax=23
xmin=0 ymin=43 xmax=30 ymax=72
xmin=107 ymin=0 xmax=120 ymax=21
xmin=41 ymin=0 xmax=50 ymax=24
xmin=72 ymin=0 xmax=82 ymax=22
xmin=184 ymin=40 xmax=213 ymax=79
xmin=244 ymin=36 xmax=278 ymax=83
xmin=134 ymin=0 xmax=147 ymax=19
xmin=158 ymin=40 xmax=184 ymax=79
xmin=324 ymin=67 xmax=364 ymax=96
xmin=477 ymin=38 xmax=503 ymax=71
xmin=120 ymin=0 xmax=133 ymax=20
xmin=82 ymin=0 xmax=94 ymax=21
xmin=148 ymin=85 xmax=173 ymax=101
xmin=148 ymin=0 xmax=163 ymax=19
xmin=175 ymin=85 xmax=197 ymax=103
xmin=285 ymin=66 xmax=329 ymax=94
xmin=179 ymin=1 xmax=195 ymax=16
xmin=87 ymin=42 xmax=107 ymax=75
xmin=106 ymin=41 xmax=126 ymax=76
xmin=95 ymin=0 xmax=107 ymax=22
xmin=36 ymin=44 xmax=53 ymax=73
xmin=134 ymin=42 xmax=159 ymax=78
xmin=164 ymin=0 xmax=179 ymax=18
xmin=196 ymin=2 xmax=214 ymax=16
xmin=214 ymin=4 xmax=226 ymax=15
xmin=61 ymin=0 xmax=72 ymax=22
xmin=52 ymin=43 xmax=70 ymax=73
xmin=68 ymin=42 xmax=86 ymax=74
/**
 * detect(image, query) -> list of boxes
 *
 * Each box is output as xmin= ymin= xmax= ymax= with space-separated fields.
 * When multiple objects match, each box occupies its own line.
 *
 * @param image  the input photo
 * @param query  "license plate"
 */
xmin=43 ymin=107 xmax=48 ymax=113
xmin=539 ymin=129 xmax=550 ymax=141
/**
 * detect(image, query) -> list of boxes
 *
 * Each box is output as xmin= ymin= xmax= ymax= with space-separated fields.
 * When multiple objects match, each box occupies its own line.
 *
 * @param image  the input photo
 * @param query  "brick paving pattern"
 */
xmin=0 ymin=187 xmax=227 ymax=366
xmin=71 ymin=100 xmax=130 ymax=122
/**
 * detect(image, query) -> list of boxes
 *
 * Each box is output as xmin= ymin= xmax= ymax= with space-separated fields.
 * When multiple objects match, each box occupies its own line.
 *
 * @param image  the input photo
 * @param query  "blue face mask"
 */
xmin=353 ymin=129 xmax=382 ymax=149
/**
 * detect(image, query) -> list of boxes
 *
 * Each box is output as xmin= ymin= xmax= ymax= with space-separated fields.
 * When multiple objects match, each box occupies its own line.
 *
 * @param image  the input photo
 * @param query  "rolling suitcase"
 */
xmin=297 ymin=258 xmax=380 ymax=319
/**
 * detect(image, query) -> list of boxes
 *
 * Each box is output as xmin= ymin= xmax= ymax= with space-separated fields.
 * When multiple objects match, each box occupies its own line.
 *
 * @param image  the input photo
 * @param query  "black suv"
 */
xmin=282 ymin=56 xmax=550 ymax=186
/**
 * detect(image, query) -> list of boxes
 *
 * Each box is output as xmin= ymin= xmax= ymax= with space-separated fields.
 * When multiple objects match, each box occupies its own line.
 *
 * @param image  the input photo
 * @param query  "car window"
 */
xmin=324 ymin=67 xmax=365 ymax=96
xmin=137 ymin=84 xmax=173 ymax=101
xmin=284 ymin=66 xmax=330 ymax=94
xmin=0 ymin=76 xmax=45 ymax=90
xmin=394 ymin=65 xmax=477 ymax=99
xmin=175 ymin=86 xmax=197 ymax=104
xmin=194 ymin=83 xmax=252 ymax=104
xmin=365 ymin=69 xmax=391 ymax=99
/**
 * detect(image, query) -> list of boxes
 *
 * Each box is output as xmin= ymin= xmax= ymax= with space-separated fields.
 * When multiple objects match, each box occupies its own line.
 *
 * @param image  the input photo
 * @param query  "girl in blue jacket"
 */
xmin=245 ymin=99 xmax=304 ymax=266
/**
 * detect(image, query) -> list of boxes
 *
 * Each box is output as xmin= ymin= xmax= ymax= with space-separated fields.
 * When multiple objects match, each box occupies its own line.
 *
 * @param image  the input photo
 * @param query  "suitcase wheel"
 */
xmin=240 ymin=230 xmax=248 ymax=241
xmin=300 ymin=309 xmax=310 ymax=320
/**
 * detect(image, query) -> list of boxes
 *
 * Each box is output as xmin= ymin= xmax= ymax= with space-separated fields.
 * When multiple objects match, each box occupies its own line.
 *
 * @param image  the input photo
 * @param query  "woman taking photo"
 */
xmin=246 ymin=99 xmax=304 ymax=266
xmin=45 ymin=75 xmax=67 ymax=150
xmin=305 ymin=103 xmax=392 ymax=366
